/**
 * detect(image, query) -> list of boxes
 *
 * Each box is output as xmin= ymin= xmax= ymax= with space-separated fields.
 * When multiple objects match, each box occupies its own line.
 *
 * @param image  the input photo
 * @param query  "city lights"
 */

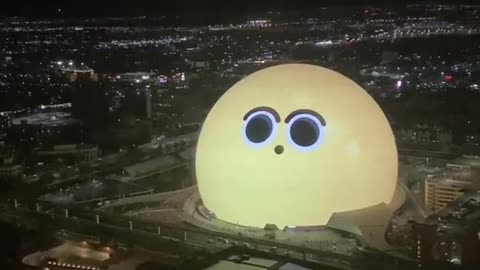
xmin=2 ymin=3 xmax=480 ymax=270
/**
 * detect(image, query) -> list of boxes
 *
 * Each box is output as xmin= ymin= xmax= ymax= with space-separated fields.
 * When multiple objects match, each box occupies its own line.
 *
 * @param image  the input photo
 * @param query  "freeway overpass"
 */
xmin=116 ymin=161 xmax=191 ymax=182
xmin=398 ymin=148 xmax=461 ymax=160
xmin=39 ymin=132 xmax=196 ymax=197
xmin=97 ymin=186 xmax=196 ymax=210
xmin=37 ymin=158 xmax=191 ymax=208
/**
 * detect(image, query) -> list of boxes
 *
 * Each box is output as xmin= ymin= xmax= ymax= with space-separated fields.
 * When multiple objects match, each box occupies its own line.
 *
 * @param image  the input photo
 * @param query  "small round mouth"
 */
xmin=274 ymin=145 xmax=284 ymax=155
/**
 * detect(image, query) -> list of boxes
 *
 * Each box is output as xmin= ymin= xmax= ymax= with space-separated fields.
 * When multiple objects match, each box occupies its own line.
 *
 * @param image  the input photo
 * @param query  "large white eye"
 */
xmin=287 ymin=113 xmax=325 ymax=152
xmin=242 ymin=110 xmax=277 ymax=148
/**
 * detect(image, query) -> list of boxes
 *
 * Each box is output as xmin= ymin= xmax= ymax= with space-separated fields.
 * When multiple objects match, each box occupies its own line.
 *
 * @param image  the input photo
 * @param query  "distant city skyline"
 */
xmin=2 ymin=3 xmax=480 ymax=269
xmin=0 ymin=0 xmax=476 ymax=18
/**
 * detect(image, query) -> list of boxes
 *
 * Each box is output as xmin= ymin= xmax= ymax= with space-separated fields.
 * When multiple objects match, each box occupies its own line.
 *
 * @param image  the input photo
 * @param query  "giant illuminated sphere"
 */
xmin=195 ymin=64 xmax=398 ymax=228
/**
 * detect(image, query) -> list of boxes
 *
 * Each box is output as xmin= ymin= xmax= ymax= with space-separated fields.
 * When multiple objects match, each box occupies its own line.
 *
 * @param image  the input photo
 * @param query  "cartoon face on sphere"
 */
xmin=195 ymin=64 xmax=398 ymax=228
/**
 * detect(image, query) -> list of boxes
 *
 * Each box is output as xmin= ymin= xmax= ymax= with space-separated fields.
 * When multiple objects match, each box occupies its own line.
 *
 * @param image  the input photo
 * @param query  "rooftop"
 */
xmin=197 ymin=247 xmax=340 ymax=270
xmin=35 ymin=144 xmax=99 ymax=152
xmin=426 ymin=165 xmax=480 ymax=189
xmin=428 ymin=195 xmax=480 ymax=237
xmin=11 ymin=112 xmax=80 ymax=127
xmin=122 ymin=155 xmax=184 ymax=178
xmin=447 ymin=155 xmax=480 ymax=168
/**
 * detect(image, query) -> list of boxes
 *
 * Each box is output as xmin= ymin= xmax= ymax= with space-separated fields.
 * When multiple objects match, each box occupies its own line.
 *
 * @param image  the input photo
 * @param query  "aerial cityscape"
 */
xmin=1 ymin=2 xmax=480 ymax=270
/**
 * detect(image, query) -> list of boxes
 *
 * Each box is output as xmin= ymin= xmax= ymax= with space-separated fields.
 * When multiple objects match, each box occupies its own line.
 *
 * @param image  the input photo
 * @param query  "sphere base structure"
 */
xmin=327 ymin=182 xmax=406 ymax=250
xmin=181 ymin=184 xmax=406 ymax=252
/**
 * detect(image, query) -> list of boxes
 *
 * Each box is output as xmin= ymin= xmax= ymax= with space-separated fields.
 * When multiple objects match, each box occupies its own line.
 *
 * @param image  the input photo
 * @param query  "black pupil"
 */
xmin=246 ymin=115 xmax=272 ymax=143
xmin=290 ymin=118 xmax=319 ymax=147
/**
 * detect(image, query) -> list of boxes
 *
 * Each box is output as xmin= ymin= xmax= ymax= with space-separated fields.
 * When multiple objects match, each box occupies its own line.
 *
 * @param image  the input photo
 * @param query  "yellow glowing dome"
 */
xmin=195 ymin=64 xmax=398 ymax=228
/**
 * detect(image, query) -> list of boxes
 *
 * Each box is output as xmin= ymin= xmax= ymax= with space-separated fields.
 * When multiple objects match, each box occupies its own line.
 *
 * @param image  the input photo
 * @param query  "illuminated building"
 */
xmin=11 ymin=112 xmax=79 ymax=127
xmin=0 ymin=164 xmax=22 ymax=178
xmin=412 ymin=208 xmax=480 ymax=268
xmin=157 ymin=75 xmax=168 ymax=88
xmin=425 ymin=176 xmax=467 ymax=213
xmin=195 ymin=64 xmax=402 ymax=249
xmin=245 ymin=19 xmax=272 ymax=28
xmin=53 ymin=61 xmax=98 ymax=82
xmin=8 ymin=112 xmax=82 ymax=146
xmin=425 ymin=156 xmax=480 ymax=213
xmin=411 ymin=222 xmax=439 ymax=269
xmin=0 ymin=146 xmax=22 ymax=179
xmin=447 ymin=155 xmax=480 ymax=169
xmin=171 ymin=72 xmax=189 ymax=89
xmin=66 ymin=70 xmax=98 ymax=82
xmin=187 ymin=60 xmax=211 ymax=70
xmin=150 ymin=89 xmax=175 ymax=130
xmin=396 ymin=79 xmax=403 ymax=90
xmin=146 ymin=88 xmax=152 ymax=119
xmin=34 ymin=144 xmax=100 ymax=163
xmin=115 ymin=72 xmax=155 ymax=83
xmin=63 ymin=67 xmax=97 ymax=82
xmin=444 ymin=74 xmax=454 ymax=82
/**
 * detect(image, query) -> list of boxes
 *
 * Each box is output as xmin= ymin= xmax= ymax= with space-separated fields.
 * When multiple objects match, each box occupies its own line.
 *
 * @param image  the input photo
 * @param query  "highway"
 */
xmin=36 ymin=156 xmax=191 ymax=210
xmin=1 ymin=143 xmax=439 ymax=269
xmin=123 ymin=162 xmax=191 ymax=182
xmin=398 ymin=148 xmax=460 ymax=160
xmin=0 ymin=201 xmax=416 ymax=270
xmin=39 ymin=135 xmax=195 ymax=198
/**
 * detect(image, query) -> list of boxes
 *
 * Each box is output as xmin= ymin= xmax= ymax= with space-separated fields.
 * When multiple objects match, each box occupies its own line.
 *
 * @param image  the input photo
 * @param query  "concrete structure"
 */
xmin=22 ymin=241 xmax=109 ymax=269
xmin=327 ymin=183 xmax=406 ymax=250
xmin=117 ymin=155 xmax=185 ymax=182
xmin=0 ymin=164 xmax=22 ymax=178
xmin=9 ymin=112 xmax=82 ymax=146
xmin=424 ymin=156 xmax=480 ymax=213
xmin=138 ymin=132 xmax=198 ymax=152
xmin=0 ymin=146 xmax=22 ymax=178
xmin=425 ymin=177 xmax=467 ymax=213
xmin=62 ymin=66 xmax=98 ymax=82
xmin=35 ymin=144 xmax=100 ymax=163
xmin=447 ymin=155 xmax=480 ymax=169
xmin=412 ymin=196 xmax=480 ymax=268
xmin=187 ymin=60 xmax=211 ymax=70
xmin=11 ymin=112 xmax=79 ymax=127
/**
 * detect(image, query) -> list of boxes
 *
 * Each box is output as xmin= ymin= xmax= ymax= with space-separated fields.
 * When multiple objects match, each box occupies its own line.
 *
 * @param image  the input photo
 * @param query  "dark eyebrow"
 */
xmin=285 ymin=109 xmax=326 ymax=126
xmin=243 ymin=106 xmax=281 ymax=123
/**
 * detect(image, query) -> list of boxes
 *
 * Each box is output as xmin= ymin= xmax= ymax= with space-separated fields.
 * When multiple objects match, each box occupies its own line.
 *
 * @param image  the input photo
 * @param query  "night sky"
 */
xmin=0 ymin=0 xmax=470 ymax=18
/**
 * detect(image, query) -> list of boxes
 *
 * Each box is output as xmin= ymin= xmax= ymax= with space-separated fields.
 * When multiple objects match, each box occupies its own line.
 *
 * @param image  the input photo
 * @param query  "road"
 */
xmin=38 ymin=134 xmax=195 ymax=199
xmin=120 ymin=162 xmax=190 ymax=182
xmin=398 ymin=148 xmax=459 ymax=160
xmin=0 ymin=202 xmax=417 ymax=270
